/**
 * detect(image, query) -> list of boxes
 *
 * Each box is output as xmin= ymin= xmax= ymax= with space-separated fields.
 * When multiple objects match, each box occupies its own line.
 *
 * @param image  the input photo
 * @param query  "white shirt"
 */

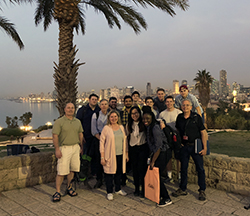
xmin=128 ymin=121 xmax=146 ymax=147
xmin=159 ymin=108 xmax=182 ymax=130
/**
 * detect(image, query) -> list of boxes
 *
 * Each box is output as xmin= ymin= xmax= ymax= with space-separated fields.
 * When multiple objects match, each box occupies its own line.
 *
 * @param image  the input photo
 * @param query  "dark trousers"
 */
xmin=92 ymin=137 xmax=104 ymax=181
xmin=154 ymin=150 xmax=171 ymax=200
xmin=130 ymin=143 xmax=149 ymax=193
xmin=105 ymin=155 xmax=122 ymax=193
xmin=179 ymin=145 xmax=206 ymax=191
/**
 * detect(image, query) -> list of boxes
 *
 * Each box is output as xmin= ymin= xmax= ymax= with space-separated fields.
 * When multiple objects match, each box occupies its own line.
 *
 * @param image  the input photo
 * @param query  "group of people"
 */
xmin=51 ymin=85 xmax=208 ymax=207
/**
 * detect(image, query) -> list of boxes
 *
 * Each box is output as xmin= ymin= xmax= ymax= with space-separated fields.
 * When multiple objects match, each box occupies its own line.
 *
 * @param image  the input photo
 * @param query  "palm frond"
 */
xmin=34 ymin=0 xmax=54 ymax=31
xmin=0 ymin=16 xmax=24 ymax=49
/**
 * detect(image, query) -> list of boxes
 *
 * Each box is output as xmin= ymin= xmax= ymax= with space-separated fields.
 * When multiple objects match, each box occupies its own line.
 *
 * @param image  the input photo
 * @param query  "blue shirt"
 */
xmin=175 ymin=93 xmax=204 ymax=114
xmin=91 ymin=110 xmax=108 ymax=136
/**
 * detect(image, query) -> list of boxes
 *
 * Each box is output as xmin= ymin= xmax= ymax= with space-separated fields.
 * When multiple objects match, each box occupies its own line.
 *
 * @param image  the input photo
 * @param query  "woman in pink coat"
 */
xmin=100 ymin=110 xmax=129 ymax=201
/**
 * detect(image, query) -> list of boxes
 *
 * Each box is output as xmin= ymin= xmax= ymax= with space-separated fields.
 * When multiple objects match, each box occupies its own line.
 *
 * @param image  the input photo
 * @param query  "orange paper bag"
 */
xmin=144 ymin=166 xmax=160 ymax=204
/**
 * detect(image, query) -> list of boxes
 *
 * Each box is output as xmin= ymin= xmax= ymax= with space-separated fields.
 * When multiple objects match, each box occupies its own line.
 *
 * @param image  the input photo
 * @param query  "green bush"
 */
xmin=0 ymin=128 xmax=27 ymax=137
xmin=33 ymin=125 xmax=53 ymax=133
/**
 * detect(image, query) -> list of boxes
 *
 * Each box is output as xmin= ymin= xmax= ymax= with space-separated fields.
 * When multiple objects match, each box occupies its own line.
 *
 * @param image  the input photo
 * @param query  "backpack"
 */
xmin=161 ymin=120 xmax=182 ymax=159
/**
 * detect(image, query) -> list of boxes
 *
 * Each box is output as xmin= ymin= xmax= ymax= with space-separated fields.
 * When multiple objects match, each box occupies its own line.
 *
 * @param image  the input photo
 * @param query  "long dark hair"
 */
xmin=142 ymin=106 xmax=157 ymax=139
xmin=127 ymin=106 xmax=144 ymax=134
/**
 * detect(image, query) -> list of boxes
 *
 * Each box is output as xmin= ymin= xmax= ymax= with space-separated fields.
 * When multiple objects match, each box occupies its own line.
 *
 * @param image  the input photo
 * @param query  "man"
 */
xmin=108 ymin=97 xmax=120 ymax=113
xmin=159 ymin=96 xmax=182 ymax=182
xmin=154 ymin=88 xmax=167 ymax=114
xmin=76 ymin=93 xmax=100 ymax=155
xmin=175 ymin=85 xmax=204 ymax=121
xmin=131 ymin=91 xmax=141 ymax=108
xmin=120 ymin=95 xmax=133 ymax=127
xmin=52 ymin=103 xmax=83 ymax=202
xmin=172 ymin=99 xmax=207 ymax=201
xmin=145 ymin=96 xmax=158 ymax=118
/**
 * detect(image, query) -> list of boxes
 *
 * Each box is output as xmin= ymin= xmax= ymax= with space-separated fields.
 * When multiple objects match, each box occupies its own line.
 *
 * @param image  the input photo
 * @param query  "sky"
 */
xmin=0 ymin=0 xmax=250 ymax=97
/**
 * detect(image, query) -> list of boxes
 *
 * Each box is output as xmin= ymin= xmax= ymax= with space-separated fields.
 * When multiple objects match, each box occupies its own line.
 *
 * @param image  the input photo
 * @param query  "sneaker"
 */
xmin=164 ymin=176 xmax=174 ymax=183
xmin=198 ymin=190 xmax=206 ymax=201
xmin=157 ymin=198 xmax=172 ymax=207
xmin=107 ymin=193 xmax=113 ymax=201
xmin=115 ymin=190 xmax=127 ymax=196
xmin=172 ymin=188 xmax=188 ymax=197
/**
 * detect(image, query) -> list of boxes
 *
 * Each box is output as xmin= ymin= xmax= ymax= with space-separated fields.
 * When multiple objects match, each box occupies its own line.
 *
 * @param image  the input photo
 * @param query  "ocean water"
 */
xmin=0 ymin=100 xmax=59 ymax=129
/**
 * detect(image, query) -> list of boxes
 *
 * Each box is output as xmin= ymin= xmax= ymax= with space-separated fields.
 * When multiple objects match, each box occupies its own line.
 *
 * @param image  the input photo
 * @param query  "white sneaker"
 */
xmin=107 ymin=193 xmax=113 ymax=201
xmin=115 ymin=190 xmax=127 ymax=196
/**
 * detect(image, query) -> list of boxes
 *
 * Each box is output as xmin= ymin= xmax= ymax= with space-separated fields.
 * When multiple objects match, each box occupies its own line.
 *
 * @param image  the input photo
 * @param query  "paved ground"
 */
xmin=1 ymin=177 xmax=250 ymax=216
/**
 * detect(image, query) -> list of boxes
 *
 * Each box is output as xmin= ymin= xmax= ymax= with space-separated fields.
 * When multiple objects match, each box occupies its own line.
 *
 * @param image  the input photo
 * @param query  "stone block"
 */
xmin=213 ymin=157 xmax=228 ymax=169
xmin=206 ymin=178 xmax=219 ymax=189
xmin=230 ymin=183 xmax=250 ymax=196
xmin=237 ymin=173 xmax=250 ymax=186
xmin=3 ymin=156 xmax=21 ymax=169
xmin=222 ymin=170 xmax=236 ymax=183
xmin=203 ymin=156 xmax=213 ymax=167
xmin=16 ymin=179 xmax=28 ymax=188
xmin=216 ymin=182 xmax=230 ymax=192
xmin=228 ymin=158 xmax=247 ymax=172
xmin=30 ymin=163 xmax=44 ymax=177
xmin=20 ymin=154 xmax=31 ymax=166
xmin=4 ymin=180 xmax=18 ymax=191
xmin=0 ymin=168 xmax=18 ymax=181
xmin=188 ymin=163 xmax=196 ymax=175
xmin=42 ymin=163 xmax=52 ymax=175
xmin=209 ymin=167 xmax=222 ymax=180
xmin=18 ymin=166 xmax=31 ymax=179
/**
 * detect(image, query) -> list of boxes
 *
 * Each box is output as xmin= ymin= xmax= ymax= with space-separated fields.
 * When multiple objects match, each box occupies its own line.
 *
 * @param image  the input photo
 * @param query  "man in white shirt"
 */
xmin=159 ymin=96 xmax=182 ymax=183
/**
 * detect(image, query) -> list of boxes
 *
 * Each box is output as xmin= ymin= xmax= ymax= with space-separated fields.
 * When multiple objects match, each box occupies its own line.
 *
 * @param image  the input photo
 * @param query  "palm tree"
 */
xmin=193 ymin=69 xmax=213 ymax=125
xmin=34 ymin=0 xmax=189 ymax=116
xmin=0 ymin=0 xmax=29 ymax=49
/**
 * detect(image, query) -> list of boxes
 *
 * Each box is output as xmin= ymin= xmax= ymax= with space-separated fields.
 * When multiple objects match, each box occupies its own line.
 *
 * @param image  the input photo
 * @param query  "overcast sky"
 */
xmin=0 ymin=0 xmax=250 ymax=97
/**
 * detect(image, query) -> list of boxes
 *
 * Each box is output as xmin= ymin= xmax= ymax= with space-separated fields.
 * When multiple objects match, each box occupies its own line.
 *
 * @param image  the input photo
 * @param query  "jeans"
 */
xmin=179 ymin=145 xmax=206 ymax=191
xmin=130 ymin=143 xmax=149 ymax=193
xmin=105 ymin=155 xmax=122 ymax=193
xmin=154 ymin=151 xmax=171 ymax=200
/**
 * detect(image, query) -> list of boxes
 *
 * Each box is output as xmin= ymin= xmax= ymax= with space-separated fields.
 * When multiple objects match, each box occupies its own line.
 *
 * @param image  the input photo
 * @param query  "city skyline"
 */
xmin=1 ymin=1 xmax=250 ymax=97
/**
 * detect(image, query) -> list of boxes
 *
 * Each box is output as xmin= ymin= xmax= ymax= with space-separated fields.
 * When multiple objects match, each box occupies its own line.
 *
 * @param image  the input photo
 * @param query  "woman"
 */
xmin=142 ymin=106 xmax=172 ymax=207
xmin=100 ymin=110 xmax=129 ymax=201
xmin=126 ymin=106 xmax=149 ymax=197
xmin=91 ymin=99 xmax=109 ymax=188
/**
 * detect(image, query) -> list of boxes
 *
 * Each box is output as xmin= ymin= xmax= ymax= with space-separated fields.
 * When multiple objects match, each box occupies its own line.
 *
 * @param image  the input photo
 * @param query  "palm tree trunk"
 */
xmin=202 ymin=105 xmax=207 ymax=129
xmin=53 ymin=20 xmax=83 ymax=116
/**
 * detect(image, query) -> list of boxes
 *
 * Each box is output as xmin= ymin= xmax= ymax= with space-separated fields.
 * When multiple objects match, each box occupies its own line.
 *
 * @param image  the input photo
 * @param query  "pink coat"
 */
xmin=100 ymin=125 xmax=128 ymax=174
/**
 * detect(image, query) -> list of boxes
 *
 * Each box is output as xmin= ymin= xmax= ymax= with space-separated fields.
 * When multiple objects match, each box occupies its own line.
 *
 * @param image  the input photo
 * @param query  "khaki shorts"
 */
xmin=57 ymin=144 xmax=80 ymax=176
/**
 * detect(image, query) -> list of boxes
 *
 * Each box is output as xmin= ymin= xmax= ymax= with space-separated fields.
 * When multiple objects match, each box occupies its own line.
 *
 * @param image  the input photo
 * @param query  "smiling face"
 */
xmin=142 ymin=113 xmax=152 ymax=127
xmin=64 ymin=103 xmax=75 ymax=118
xmin=89 ymin=96 xmax=98 ymax=107
xmin=157 ymin=90 xmax=165 ymax=102
xmin=131 ymin=108 xmax=140 ymax=122
xmin=132 ymin=93 xmax=139 ymax=103
xmin=100 ymin=100 xmax=108 ymax=112
xmin=109 ymin=99 xmax=117 ymax=109
xmin=109 ymin=112 xmax=119 ymax=125
xmin=180 ymin=88 xmax=189 ymax=98
xmin=124 ymin=98 xmax=133 ymax=109
xmin=145 ymin=99 xmax=154 ymax=108
xmin=181 ymin=100 xmax=192 ymax=114
xmin=166 ymin=98 xmax=174 ymax=110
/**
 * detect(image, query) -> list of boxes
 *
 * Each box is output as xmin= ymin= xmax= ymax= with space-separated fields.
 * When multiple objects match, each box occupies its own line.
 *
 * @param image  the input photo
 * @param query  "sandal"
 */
xmin=67 ymin=185 xmax=78 ymax=197
xmin=52 ymin=192 xmax=61 ymax=202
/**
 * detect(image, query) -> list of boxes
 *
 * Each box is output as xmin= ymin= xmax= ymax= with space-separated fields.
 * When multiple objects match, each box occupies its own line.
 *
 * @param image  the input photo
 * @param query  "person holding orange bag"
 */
xmin=142 ymin=106 xmax=172 ymax=207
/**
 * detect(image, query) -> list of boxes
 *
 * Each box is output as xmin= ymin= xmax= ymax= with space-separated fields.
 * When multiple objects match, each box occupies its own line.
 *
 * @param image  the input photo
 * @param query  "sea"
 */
xmin=0 ymin=99 xmax=60 ymax=129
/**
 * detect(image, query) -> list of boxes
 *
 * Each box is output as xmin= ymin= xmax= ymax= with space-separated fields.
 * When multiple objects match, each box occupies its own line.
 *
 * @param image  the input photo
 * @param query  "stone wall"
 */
xmin=0 ymin=152 xmax=250 ymax=196
xmin=172 ymin=153 xmax=250 ymax=196
xmin=0 ymin=152 xmax=57 ymax=192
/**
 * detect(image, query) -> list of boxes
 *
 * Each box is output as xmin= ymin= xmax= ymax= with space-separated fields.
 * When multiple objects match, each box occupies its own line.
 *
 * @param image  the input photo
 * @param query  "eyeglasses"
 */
xmin=131 ymin=112 xmax=139 ymax=115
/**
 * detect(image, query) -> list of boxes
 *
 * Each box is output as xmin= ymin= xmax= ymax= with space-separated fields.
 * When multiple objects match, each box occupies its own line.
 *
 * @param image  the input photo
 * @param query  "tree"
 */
xmin=193 ymin=69 xmax=213 ymax=125
xmin=19 ymin=112 xmax=33 ymax=126
xmin=34 ymin=0 xmax=189 ymax=116
xmin=6 ymin=116 xmax=19 ymax=128
xmin=0 ymin=0 xmax=29 ymax=49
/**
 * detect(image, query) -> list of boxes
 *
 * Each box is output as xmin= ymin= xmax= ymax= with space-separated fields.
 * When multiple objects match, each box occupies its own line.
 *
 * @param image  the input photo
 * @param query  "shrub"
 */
xmin=0 ymin=128 xmax=27 ymax=137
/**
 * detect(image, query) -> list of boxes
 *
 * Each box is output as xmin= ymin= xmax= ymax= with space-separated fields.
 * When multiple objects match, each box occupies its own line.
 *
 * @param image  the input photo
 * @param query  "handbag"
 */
xmin=144 ymin=166 xmax=160 ymax=204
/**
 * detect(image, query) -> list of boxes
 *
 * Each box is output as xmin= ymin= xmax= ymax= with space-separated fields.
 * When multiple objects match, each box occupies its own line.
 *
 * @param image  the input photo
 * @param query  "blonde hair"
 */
xmin=107 ymin=110 xmax=122 ymax=125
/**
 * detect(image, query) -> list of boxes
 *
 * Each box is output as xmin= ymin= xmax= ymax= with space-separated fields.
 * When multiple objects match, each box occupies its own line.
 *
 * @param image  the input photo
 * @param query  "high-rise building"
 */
xmin=125 ymin=86 xmax=134 ymax=95
xmin=173 ymin=80 xmax=179 ymax=94
xmin=181 ymin=80 xmax=187 ymax=86
xmin=146 ymin=82 xmax=152 ymax=96
xmin=99 ymin=89 xmax=104 ymax=100
xmin=219 ymin=70 xmax=227 ymax=96
xmin=211 ymin=78 xmax=219 ymax=95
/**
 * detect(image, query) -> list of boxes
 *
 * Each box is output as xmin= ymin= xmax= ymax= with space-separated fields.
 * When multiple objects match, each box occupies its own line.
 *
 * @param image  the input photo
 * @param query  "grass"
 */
xmin=209 ymin=131 xmax=250 ymax=158
xmin=0 ymin=136 xmax=10 ymax=142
